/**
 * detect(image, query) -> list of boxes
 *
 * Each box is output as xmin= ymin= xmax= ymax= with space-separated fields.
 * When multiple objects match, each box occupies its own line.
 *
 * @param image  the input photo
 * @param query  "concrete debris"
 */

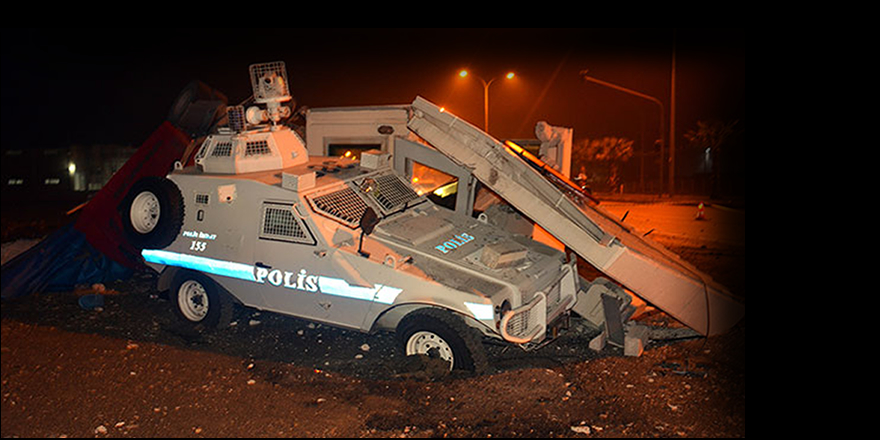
xmin=589 ymin=332 xmax=606 ymax=352
xmin=624 ymin=323 xmax=650 ymax=357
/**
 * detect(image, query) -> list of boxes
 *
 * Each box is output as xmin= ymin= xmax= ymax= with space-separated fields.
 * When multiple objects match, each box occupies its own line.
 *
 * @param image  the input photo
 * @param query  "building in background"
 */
xmin=2 ymin=144 xmax=136 ymax=203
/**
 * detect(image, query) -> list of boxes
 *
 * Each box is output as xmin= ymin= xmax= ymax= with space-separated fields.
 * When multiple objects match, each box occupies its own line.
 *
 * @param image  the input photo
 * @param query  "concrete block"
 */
xmin=360 ymin=150 xmax=390 ymax=170
xmin=480 ymin=240 xmax=527 ymax=269
xmin=624 ymin=323 xmax=650 ymax=357
xmin=282 ymin=171 xmax=315 ymax=191
xmin=589 ymin=331 xmax=606 ymax=351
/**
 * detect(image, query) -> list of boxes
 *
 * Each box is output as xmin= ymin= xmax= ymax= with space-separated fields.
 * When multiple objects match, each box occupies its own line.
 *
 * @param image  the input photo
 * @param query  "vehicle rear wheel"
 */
xmin=121 ymin=177 xmax=184 ymax=249
xmin=397 ymin=308 xmax=488 ymax=373
xmin=170 ymin=271 xmax=233 ymax=329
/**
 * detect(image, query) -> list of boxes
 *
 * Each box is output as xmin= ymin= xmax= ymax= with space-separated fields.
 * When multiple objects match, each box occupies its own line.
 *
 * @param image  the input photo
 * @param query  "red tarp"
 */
xmin=73 ymin=122 xmax=192 ymax=269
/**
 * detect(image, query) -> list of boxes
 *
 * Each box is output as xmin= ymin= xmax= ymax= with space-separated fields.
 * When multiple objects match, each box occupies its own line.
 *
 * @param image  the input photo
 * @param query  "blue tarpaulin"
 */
xmin=1 ymin=224 xmax=132 ymax=300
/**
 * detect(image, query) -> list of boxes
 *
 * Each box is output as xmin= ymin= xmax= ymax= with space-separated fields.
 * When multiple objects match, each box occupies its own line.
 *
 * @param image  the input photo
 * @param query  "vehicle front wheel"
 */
xmin=170 ymin=271 xmax=233 ymax=329
xmin=397 ymin=308 xmax=488 ymax=373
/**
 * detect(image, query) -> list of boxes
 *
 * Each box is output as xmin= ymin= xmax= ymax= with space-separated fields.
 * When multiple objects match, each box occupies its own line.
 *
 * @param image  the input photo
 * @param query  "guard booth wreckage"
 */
xmin=127 ymin=62 xmax=743 ymax=372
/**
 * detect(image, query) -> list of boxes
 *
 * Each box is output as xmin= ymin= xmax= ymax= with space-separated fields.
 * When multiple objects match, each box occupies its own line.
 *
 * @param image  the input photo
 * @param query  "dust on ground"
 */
xmin=1 ymin=202 xmax=745 ymax=437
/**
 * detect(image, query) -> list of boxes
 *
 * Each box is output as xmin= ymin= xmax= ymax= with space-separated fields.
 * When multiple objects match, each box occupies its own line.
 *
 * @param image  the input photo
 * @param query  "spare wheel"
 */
xmin=121 ymin=176 xmax=184 ymax=249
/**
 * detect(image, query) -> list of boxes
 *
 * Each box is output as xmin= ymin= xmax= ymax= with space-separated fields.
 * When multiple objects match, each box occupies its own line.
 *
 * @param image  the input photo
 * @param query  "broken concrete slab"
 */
xmin=624 ymin=323 xmax=650 ymax=357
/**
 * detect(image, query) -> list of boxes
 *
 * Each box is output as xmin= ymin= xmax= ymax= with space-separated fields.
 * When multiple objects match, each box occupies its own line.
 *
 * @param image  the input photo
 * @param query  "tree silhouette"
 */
xmin=684 ymin=120 xmax=739 ymax=197
xmin=572 ymin=136 xmax=634 ymax=192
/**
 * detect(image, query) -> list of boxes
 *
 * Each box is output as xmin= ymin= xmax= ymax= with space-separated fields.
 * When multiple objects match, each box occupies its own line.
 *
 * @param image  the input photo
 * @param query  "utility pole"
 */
xmin=669 ymin=32 xmax=677 ymax=196
xmin=580 ymin=70 xmax=665 ymax=194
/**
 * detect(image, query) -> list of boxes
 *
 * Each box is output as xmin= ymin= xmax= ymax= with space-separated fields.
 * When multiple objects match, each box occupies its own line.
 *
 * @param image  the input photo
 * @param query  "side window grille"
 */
xmin=259 ymin=203 xmax=313 ymax=244
xmin=195 ymin=140 xmax=211 ymax=160
xmin=211 ymin=141 xmax=233 ymax=157
xmin=308 ymin=186 xmax=367 ymax=228
xmin=245 ymin=140 xmax=271 ymax=156
xmin=195 ymin=194 xmax=209 ymax=205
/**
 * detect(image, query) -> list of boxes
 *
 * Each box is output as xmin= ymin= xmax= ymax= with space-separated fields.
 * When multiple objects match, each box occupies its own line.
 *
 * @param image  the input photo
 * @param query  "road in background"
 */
xmin=598 ymin=199 xmax=745 ymax=248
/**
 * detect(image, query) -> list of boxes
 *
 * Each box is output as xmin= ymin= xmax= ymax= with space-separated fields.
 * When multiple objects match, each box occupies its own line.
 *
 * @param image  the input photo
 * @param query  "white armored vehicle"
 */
xmin=127 ymin=62 xmax=743 ymax=372
xmin=127 ymin=62 xmax=589 ymax=371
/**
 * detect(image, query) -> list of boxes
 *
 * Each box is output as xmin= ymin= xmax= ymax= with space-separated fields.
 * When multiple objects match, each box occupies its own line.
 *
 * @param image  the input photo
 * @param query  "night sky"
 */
xmin=2 ymin=28 xmax=744 ymax=169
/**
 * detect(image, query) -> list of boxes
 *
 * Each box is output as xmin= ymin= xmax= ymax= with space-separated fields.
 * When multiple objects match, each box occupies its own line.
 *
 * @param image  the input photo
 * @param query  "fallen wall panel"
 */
xmin=408 ymin=96 xmax=744 ymax=336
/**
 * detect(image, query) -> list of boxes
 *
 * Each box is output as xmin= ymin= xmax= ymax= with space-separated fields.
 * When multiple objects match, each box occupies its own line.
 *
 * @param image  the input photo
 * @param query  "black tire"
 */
xmin=397 ymin=308 xmax=488 ymax=373
xmin=169 ymin=270 xmax=233 ymax=329
xmin=121 ymin=177 xmax=184 ymax=249
xmin=168 ymin=81 xmax=228 ymax=137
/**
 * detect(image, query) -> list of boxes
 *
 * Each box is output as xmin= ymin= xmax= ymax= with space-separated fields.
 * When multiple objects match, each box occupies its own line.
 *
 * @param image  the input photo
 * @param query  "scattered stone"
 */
xmin=571 ymin=425 xmax=591 ymax=435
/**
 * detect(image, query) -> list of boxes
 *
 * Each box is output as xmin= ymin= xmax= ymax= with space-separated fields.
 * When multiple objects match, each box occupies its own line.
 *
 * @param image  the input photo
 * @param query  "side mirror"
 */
xmin=357 ymin=207 xmax=379 ymax=257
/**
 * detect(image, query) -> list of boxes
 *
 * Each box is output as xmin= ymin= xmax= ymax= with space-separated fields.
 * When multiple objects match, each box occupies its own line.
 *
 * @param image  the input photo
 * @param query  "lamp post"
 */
xmin=459 ymin=70 xmax=515 ymax=133
xmin=580 ymin=70 xmax=669 ymax=195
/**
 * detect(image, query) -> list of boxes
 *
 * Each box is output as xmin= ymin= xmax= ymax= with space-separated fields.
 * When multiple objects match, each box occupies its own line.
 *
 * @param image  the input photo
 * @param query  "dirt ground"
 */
xmin=1 ymin=203 xmax=745 ymax=438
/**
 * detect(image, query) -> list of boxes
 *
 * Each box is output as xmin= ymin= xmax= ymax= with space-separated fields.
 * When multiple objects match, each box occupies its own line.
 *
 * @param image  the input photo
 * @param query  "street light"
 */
xmin=458 ymin=69 xmax=515 ymax=133
xmin=579 ymin=70 xmax=669 ymax=194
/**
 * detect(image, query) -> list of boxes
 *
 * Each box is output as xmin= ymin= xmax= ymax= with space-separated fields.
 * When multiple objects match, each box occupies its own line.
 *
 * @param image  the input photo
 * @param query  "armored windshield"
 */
xmin=307 ymin=171 xmax=423 ymax=229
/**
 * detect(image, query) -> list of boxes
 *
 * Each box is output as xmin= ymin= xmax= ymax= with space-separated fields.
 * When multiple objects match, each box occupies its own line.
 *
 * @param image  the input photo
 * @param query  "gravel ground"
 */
xmin=1 ymin=203 xmax=745 ymax=437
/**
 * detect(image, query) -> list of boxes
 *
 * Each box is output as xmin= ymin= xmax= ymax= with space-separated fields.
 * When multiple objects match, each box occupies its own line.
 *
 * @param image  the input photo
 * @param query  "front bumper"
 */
xmin=499 ymin=260 xmax=579 ymax=344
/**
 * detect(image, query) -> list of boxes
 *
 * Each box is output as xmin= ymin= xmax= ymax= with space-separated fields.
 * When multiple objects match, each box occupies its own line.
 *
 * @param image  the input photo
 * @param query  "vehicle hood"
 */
xmin=371 ymin=202 xmax=567 ymax=301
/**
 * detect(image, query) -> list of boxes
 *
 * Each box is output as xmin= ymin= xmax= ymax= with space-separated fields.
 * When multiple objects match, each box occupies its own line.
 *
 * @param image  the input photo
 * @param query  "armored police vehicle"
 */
xmin=123 ymin=62 xmax=586 ymax=372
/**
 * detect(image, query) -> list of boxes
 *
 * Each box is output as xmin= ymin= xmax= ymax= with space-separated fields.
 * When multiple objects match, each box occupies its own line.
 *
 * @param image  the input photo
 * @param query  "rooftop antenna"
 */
xmin=246 ymin=61 xmax=293 ymax=128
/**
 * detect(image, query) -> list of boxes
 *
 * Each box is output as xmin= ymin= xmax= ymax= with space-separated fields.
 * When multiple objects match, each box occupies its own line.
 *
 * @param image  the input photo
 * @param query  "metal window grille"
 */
xmin=365 ymin=174 xmax=419 ymax=212
xmin=506 ymin=308 xmax=531 ymax=337
xmin=245 ymin=140 xmax=271 ymax=156
xmin=228 ymin=106 xmax=245 ymax=133
xmin=195 ymin=194 xmax=209 ymax=205
xmin=196 ymin=140 xmax=211 ymax=160
xmin=250 ymin=61 xmax=290 ymax=101
xmin=260 ymin=203 xmax=311 ymax=244
xmin=308 ymin=186 xmax=367 ymax=228
xmin=211 ymin=142 xmax=233 ymax=157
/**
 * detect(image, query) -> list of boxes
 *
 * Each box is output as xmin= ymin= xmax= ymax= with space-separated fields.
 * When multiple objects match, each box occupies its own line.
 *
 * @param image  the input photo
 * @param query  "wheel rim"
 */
xmin=130 ymin=191 xmax=160 ymax=234
xmin=406 ymin=331 xmax=454 ymax=370
xmin=178 ymin=280 xmax=209 ymax=322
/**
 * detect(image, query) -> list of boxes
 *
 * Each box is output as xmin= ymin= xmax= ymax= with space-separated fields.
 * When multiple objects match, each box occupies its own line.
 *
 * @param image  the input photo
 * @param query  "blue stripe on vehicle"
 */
xmin=141 ymin=249 xmax=257 ymax=282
